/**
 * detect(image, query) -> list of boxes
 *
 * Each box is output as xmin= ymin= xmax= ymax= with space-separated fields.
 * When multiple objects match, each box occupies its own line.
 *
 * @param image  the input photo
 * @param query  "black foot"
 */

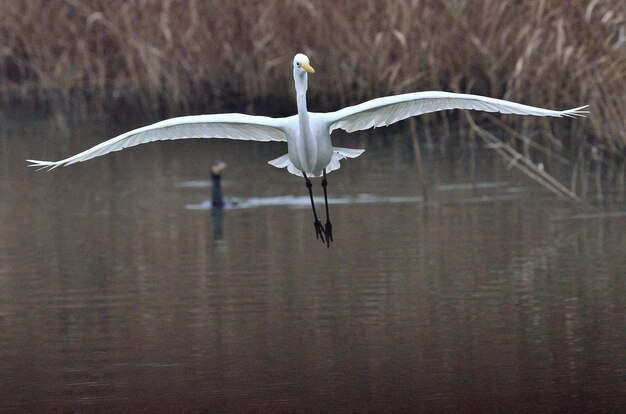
xmin=314 ymin=219 xmax=326 ymax=243
xmin=324 ymin=221 xmax=333 ymax=247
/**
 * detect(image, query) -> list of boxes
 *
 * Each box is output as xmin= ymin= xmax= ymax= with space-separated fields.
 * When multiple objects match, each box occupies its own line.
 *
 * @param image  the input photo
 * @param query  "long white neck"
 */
xmin=294 ymin=69 xmax=310 ymax=129
xmin=293 ymin=69 xmax=316 ymax=169
xmin=293 ymin=68 xmax=317 ymax=169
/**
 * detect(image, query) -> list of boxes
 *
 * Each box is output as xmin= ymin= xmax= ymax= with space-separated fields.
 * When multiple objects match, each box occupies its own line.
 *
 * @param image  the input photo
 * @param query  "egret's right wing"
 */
xmin=28 ymin=113 xmax=288 ymax=170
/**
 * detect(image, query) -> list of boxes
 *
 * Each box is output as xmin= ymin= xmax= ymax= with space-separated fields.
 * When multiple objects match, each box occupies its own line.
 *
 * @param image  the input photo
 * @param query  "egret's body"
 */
xmin=29 ymin=53 xmax=588 ymax=246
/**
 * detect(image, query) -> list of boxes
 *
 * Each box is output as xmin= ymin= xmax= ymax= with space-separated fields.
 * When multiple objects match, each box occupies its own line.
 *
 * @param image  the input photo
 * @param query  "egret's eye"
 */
xmin=296 ymin=62 xmax=301 ymax=66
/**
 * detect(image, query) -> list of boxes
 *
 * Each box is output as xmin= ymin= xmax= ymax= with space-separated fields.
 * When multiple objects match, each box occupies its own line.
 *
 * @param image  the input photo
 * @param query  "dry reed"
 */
xmin=0 ymin=0 xmax=624 ymax=159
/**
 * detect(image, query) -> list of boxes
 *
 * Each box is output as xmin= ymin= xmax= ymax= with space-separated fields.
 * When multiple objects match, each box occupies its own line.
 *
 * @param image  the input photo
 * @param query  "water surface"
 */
xmin=1 ymin=113 xmax=625 ymax=412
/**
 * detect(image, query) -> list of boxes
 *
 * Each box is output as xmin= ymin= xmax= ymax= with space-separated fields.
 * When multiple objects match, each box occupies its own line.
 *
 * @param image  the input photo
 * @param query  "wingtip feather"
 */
xmin=562 ymin=105 xmax=590 ymax=118
xmin=26 ymin=159 xmax=59 ymax=171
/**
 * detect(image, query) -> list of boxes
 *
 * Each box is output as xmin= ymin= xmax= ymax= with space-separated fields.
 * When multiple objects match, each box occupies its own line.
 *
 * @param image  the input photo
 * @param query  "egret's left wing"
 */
xmin=28 ymin=113 xmax=288 ymax=170
xmin=325 ymin=91 xmax=588 ymax=133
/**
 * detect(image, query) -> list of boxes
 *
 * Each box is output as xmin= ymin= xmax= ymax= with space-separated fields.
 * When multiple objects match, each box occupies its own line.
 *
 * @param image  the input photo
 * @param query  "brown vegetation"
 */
xmin=0 ymin=0 xmax=624 ymax=157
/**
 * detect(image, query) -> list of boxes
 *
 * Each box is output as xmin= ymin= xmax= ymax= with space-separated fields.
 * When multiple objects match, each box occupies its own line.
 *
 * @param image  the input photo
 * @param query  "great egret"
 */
xmin=28 ymin=53 xmax=588 ymax=247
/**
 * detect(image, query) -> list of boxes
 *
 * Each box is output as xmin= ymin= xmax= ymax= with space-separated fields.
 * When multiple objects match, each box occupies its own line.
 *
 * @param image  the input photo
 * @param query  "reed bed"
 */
xmin=1 ymin=1 xmax=624 ymax=163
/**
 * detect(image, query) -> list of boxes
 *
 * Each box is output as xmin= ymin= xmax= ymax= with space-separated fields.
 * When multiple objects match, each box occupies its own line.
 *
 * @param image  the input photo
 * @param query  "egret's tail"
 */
xmin=268 ymin=147 xmax=365 ymax=177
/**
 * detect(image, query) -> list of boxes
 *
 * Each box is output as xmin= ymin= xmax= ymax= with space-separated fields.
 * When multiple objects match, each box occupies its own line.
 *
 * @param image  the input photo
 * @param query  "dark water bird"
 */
xmin=210 ymin=160 xmax=227 ymax=209
xmin=210 ymin=160 xmax=226 ymax=241
xmin=28 ymin=53 xmax=588 ymax=247
xmin=208 ymin=160 xmax=235 ymax=241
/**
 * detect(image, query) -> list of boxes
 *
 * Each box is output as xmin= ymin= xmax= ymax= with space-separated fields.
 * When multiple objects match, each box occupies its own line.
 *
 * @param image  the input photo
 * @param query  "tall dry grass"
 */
xmin=0 ymin=0 xmax=624 ymax=157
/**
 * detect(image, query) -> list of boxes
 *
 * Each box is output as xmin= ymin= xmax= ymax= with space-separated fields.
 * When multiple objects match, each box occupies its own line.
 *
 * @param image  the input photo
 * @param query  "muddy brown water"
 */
xmin=1 ymin=113 xmax=624 ymax=412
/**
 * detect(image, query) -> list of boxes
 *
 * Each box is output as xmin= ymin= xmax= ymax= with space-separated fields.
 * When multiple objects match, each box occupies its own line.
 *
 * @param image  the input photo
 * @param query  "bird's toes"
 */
xmin=313 ymin=220 xmax=326 ymax=243
xmin=325 ymin=221 xmax=333 ymax=247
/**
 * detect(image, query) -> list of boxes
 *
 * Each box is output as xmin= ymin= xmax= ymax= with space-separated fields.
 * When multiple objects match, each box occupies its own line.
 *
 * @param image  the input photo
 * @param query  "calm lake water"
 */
xmin=1 ymin=112 xmax=625 ymax=413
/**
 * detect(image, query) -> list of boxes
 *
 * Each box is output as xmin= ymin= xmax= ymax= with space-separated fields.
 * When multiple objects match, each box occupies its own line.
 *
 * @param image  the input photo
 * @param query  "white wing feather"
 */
xmin=326 ymin=91 xmax=588 ymax=133
xmin=28 ymin=113 xmax=287 ymax=170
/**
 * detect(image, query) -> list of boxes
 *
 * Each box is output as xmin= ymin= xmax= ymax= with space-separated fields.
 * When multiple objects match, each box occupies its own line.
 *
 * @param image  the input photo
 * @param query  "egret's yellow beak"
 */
xmin=301 ymin=63 xmax=315 ymax=74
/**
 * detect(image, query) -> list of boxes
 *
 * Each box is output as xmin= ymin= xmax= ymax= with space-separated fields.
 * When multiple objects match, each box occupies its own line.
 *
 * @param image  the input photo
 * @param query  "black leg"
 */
xmin=304 ymin=173 xmax=325 ymax=244
xmin=321 ymin=170 xmax=332 ymax=247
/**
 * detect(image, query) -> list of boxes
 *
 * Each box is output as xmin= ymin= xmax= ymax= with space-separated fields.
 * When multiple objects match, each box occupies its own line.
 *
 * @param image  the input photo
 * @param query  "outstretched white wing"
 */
xmin=326 ymin=91 xmax=588 ymax=133
xmin=28 ymin=113 xmax=288 ymax=170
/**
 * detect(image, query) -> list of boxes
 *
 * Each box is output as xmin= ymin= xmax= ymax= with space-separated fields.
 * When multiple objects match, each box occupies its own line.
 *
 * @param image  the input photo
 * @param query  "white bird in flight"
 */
xmin=29 ymin=53 xmax=588 ymax=247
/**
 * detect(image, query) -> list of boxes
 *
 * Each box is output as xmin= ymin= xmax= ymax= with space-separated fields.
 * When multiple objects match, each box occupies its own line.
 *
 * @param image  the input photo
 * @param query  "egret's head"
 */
xmin=293 ymin=53 xmax=315 ymax=74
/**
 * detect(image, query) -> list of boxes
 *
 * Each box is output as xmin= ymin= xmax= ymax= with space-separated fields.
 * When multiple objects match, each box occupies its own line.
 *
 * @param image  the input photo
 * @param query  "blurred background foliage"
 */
xmin=0 ymin=0 xmax=624 ymax=156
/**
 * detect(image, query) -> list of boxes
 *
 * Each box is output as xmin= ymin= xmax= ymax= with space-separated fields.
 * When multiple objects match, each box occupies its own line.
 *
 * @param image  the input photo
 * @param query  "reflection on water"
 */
xmin=1 ymin=113 xmax=625 ymax=412
xmin=185 ymin=193 xmax=423 ymax=210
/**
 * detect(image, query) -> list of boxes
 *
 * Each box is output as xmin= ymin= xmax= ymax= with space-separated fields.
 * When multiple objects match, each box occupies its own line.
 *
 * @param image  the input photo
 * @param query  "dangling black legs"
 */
xmin=304 ymin=173 xmax=325 ymax=244
xmin=303 ymin=171 xmax=333 ymax=247
xmin=321 ymin=170 xmax=332 ymax=247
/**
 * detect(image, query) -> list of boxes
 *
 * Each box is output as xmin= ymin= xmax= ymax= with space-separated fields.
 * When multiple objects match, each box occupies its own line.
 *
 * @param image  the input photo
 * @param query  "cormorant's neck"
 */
xmin=211 ymin=173 xmax=224 ymax=208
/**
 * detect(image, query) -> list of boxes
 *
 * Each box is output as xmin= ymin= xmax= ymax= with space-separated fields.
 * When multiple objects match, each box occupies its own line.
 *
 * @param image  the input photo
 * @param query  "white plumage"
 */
xmin=28 ymin=53 xmax=587 ymax=177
